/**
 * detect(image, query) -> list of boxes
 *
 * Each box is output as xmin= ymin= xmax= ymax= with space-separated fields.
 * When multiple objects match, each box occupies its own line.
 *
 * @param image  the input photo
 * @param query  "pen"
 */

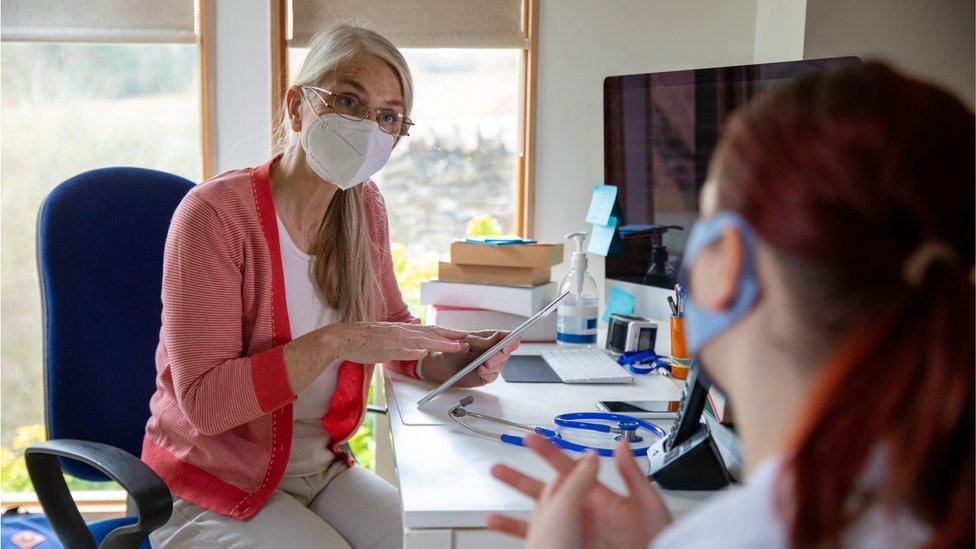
xmin=667 ymin=296 xmax=678 ymax=316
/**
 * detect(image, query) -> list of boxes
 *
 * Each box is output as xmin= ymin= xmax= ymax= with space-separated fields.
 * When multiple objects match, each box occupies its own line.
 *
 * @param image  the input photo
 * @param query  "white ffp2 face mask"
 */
xmin=300 ymin=112 xmax=395 ymax=190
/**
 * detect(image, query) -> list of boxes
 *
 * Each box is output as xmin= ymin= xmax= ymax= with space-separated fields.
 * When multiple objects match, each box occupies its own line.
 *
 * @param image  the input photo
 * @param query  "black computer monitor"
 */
xmin=603 ymin=57 xmax=858 ymax=290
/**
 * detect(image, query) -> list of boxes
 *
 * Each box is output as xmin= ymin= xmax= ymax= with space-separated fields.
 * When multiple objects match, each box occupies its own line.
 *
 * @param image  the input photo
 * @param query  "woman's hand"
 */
xmin=327 ymin=322 xmax=471 ymax=363
xmin=486 ymin=434 xmax=672 ymax=549
xmin=419 ymin=330 xmax=520 ymax=386
xmin=284 ymin=322 xmax=469 ymax=391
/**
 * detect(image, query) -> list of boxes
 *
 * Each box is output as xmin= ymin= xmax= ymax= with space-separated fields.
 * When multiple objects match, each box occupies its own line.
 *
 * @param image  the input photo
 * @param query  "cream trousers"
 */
xmin=150 ymin=460 xmax=403 ymax=548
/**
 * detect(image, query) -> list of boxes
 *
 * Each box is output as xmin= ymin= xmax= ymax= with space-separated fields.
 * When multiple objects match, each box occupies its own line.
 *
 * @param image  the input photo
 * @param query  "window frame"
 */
xmin=268 ymin=0 xmax=538 ymax=237
xmin=270 ymin=0 xmax=290 ymax=153
xmin=199 ymin=0 xmax=216 ymax=178
xmin=517 ymin=0 xmax=539 ymax=238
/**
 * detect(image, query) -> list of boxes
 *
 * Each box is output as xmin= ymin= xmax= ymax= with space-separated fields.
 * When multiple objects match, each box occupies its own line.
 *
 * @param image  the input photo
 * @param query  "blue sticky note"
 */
xmin=587 ymin=216 xmax=618 ymax=256
xmin=585 ymin=185 xmax=618 ymax=225
xmin=465 ymin=237 xmax=538 ymax=246
xmin=603 ymin=285 xmax=636 ymax=322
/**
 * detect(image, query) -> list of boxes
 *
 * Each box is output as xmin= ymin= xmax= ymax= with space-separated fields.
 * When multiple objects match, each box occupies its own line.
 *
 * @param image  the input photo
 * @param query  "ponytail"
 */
xmin=312 ymin=184 xmax=380 ymax=323
xmin=785 ymin=263 xmax=973 ymax=547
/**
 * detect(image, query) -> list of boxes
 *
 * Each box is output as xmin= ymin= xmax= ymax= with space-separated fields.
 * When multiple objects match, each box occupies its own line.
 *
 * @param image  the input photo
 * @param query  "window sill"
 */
xmin=1 ymin=490 xmax=128 ymax=521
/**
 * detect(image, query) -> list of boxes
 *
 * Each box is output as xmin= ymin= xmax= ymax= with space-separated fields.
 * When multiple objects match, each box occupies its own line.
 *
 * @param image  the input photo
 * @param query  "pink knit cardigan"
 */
xmin=142 ymin=154 xmax=418 ymax=519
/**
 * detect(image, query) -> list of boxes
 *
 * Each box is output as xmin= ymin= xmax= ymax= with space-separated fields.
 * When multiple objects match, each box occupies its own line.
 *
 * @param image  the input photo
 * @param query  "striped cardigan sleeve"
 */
xmin=364 ymin=182 xmax=421 ymax=378
xmin=162 ymin=193 xmax=295 ymax=436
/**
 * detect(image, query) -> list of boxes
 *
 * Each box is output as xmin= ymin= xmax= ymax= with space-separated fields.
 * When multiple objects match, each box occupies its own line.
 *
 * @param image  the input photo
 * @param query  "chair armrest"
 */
xmin=366 ymin=404 xmax=387 ymax=415
xmin=25 ymin=439 xmax=172 ymax=549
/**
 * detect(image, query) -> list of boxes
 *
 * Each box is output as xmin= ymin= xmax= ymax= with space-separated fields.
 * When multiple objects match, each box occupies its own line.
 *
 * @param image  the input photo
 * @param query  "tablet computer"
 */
xmin=416 ymin=290 xmax=571 ymax=407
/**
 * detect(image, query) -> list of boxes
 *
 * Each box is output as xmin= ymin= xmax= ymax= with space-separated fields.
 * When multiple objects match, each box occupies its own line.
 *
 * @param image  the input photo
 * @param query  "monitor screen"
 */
xmin=603 ymin=57 xmax=858 ymax=288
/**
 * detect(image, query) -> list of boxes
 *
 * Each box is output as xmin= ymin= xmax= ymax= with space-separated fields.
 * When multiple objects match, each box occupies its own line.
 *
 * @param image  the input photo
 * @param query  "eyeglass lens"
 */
xmin=306 ymin=87 xmax=410 ymax=136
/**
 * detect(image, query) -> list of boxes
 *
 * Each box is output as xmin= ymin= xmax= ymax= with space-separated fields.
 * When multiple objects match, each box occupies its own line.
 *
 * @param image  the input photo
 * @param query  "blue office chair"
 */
xmin=23 ymin=167 xmax=195 ymax=549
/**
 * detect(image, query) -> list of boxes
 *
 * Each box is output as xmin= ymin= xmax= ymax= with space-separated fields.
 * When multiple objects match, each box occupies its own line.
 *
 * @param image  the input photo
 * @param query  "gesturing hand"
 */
xmin=420 ymin=330 xmax=521 ymax=386
xmin=486 ymin=434 xmax=672 ymax=549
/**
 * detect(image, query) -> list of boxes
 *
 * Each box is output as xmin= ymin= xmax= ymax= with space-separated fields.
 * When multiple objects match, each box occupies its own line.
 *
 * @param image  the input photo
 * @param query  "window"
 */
xmin=288 ymin=47 xmax=521 ymax=316
xmin=1 ymin=40 xmax=201 ymax=497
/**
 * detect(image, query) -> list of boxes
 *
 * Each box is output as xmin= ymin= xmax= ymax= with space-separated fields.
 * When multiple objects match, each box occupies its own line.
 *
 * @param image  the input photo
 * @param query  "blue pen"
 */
xmin=464 ymin=237 xmax=538 ymax=246
xmin=674 ymin=284 xmax=687 ymax=316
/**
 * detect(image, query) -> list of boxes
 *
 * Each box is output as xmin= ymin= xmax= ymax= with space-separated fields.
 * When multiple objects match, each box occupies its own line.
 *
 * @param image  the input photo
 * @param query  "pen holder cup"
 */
xmin=669 ymin=315 xmax=691 ymax=380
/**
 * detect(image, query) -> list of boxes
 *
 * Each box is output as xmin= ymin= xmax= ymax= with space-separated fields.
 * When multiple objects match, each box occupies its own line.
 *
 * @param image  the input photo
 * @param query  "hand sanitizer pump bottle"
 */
xmin=557 ymin=232 xmax=599 ymax=346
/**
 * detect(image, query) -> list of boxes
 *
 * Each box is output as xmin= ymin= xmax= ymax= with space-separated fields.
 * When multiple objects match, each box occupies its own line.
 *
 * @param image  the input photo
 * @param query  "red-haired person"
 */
xmin=487 ymin=62 xmax=974 ymax=548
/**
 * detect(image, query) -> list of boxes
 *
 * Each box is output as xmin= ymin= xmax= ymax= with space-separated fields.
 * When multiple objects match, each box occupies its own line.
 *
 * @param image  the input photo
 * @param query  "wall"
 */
xmin=532 ymin=0 xmax=759 ymax=320
xmin=531 ymin=0 xmax=974 ymax=325
xmin=210 ymin=0 xmax=274 ymax=173
xmin=804 ymin=0 xmax=975 ymax=106
xmin=753 ymin=0 xmax=806 ymax=63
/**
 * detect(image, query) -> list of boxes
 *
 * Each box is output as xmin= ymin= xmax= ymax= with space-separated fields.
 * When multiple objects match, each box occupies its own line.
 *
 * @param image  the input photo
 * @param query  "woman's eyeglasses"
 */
xmin=302 ymin=85 xmax=413 ymax=137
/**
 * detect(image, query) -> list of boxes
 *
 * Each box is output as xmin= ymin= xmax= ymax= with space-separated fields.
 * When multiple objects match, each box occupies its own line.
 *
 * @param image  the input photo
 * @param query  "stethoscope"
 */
xmin=616 ymin=349 xmax=672 ymax=375
xmin=448 ymin=395 xmax=667 ymax=457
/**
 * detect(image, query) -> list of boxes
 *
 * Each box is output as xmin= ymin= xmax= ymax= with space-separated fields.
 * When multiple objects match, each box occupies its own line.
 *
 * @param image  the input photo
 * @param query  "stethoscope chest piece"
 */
xmin=614 ymin=419 xmax=643 ymax=443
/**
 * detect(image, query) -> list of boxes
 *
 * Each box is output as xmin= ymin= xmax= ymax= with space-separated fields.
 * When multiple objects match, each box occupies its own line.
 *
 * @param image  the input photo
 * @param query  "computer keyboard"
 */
xmin=540 ymin=347 xmax=634 ymax=384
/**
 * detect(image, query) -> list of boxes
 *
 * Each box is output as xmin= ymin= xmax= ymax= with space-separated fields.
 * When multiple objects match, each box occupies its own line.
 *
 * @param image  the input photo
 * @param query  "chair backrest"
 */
xmin=37 ymin=167 xmax=194 ymax=481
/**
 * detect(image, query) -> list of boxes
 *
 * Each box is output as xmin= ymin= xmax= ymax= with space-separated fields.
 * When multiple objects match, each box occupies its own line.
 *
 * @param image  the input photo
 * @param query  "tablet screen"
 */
xmin=416 ymin=290 xmax=571 ymax=407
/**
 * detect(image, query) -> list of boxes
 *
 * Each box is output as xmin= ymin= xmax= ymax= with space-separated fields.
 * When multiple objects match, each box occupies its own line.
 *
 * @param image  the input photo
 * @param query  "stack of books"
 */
xmin=437 ymin=241 xmax=563 ymax=287
xmin=422 ymin=241 xmax=564 ymax=342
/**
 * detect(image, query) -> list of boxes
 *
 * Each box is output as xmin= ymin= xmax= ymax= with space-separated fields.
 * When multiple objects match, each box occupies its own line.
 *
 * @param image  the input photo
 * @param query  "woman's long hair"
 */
xmin=273 ymin=25 xmax=413 ymax=322
xmin=715 ymin=62 xmax=974 ymax=547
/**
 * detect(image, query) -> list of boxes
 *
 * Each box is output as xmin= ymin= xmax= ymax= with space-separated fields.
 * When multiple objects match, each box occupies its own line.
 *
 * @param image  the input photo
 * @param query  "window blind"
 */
xmin=289 ymin=0 xmax=526 ymax=49
xmin=1 ymin=0 xmax=195 ymax=43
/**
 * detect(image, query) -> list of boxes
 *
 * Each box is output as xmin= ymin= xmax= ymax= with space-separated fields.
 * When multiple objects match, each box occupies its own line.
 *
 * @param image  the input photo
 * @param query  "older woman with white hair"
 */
xmin=143 ymin=25 xmax=518 ymax=547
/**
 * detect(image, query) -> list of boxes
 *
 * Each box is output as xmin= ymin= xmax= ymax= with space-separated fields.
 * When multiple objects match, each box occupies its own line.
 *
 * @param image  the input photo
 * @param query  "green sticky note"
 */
xmin=585 ymin=185 xmax=618 ymax=225
xmin=603 ymin=285 xmax=636 ymax=322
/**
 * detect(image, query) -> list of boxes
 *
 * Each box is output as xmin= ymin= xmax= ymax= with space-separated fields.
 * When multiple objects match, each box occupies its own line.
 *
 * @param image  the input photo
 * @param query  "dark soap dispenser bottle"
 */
xmin=620 ymin=224 xmax=683 ymax=288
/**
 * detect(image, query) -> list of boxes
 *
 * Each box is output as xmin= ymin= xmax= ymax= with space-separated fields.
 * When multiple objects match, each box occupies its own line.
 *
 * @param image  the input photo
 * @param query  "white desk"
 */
xmin=384 ymin=343 xmax=712 ymax=549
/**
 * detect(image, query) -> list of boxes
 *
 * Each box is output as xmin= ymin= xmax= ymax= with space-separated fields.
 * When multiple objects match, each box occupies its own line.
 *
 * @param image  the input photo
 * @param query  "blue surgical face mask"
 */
xmin=680 ymin=211 xmax=760 ymax=355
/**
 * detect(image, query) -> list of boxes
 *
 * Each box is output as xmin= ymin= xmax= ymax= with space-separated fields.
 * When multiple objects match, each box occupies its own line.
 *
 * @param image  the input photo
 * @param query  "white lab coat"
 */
xmin=651 ymin=455 xmax=931 ymax=548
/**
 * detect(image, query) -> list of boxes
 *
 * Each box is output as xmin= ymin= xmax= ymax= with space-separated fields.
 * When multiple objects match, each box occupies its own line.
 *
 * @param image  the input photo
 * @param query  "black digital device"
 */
xmin=647 ymin=365 xmax=736 ymax=490
xmin=666 ymin=366 xmax=710 ymax=451
xmin=595 ymin=400 xmax=680 ymax=418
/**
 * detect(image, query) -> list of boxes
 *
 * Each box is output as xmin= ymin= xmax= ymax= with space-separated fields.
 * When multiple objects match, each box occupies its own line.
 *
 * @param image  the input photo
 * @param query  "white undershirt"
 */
xmin=277 ymin=215 xmax=341 ymax=476
xmin=651 ymin=454 xmax=930 ymax=548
